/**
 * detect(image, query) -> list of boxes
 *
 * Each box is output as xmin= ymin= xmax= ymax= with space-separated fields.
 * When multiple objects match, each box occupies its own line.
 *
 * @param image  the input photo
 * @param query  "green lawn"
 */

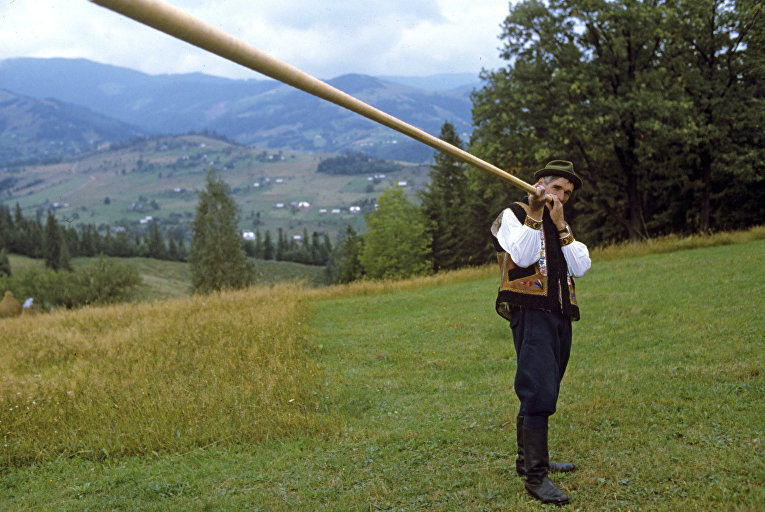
xmin=1 ymin=240 xmax=763 ymax=510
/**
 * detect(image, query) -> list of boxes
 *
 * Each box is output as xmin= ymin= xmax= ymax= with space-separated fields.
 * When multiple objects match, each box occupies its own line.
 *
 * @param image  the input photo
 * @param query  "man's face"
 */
xmin=538 ymin=176 xmax=575 ymax=205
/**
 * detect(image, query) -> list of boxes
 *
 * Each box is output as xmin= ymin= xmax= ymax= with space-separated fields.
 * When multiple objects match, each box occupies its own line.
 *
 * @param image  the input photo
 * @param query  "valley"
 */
xmin=1 ymin=133 xmax=432 ymax=242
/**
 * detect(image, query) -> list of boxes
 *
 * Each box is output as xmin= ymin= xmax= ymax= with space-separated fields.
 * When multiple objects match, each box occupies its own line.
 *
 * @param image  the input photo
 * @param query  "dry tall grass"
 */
xmin=590 ymin=224 xmax=765 ymax=261
xmin=0 ymin=284 xmax=332 ymax=467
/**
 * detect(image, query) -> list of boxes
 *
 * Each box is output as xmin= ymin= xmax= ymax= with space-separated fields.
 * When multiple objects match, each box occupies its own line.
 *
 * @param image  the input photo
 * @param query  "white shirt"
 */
xmin=493 ymin=208 xmax=591 ymax=278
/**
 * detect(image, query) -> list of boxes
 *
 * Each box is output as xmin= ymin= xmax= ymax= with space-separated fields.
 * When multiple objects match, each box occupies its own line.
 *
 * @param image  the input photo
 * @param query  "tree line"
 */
xmin=316 ymin=0 xmax=765 ymax=282
xmin=0 ymin=203 xmax=189 ymax=270
xmin=0 ymin=201 xmax=333 ymax=276
xmin=317 ymin=151 xmax=403 ymax=175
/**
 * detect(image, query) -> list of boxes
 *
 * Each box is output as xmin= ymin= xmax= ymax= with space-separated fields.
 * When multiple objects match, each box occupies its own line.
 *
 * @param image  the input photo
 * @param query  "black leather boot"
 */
xmin=516 ymin=416 xmax=576 ymax=476
xmin=522 ymin=426 xmax=570 ymax=505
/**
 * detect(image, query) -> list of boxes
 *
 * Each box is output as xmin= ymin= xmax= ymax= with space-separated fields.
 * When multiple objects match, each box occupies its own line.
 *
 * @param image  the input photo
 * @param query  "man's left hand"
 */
xmin=547 ymin=196 xmax=567 ymax=231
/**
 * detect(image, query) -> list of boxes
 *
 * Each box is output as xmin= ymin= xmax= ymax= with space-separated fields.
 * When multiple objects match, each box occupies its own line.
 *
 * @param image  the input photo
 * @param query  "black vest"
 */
xmin=491 ymin=202 xmax=580 ymax=321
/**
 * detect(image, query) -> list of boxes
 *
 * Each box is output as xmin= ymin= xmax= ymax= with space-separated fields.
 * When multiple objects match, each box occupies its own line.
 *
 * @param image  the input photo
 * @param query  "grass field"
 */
xmin=7 ymin=254 xmax=329 ymax=302
xmin=0 ymin=236 xmax=763 ymax=510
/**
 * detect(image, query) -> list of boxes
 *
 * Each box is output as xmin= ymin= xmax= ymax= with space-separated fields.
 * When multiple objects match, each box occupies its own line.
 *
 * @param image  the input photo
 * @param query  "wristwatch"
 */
xmin=558 ymin=225 xmax=570 ymax=236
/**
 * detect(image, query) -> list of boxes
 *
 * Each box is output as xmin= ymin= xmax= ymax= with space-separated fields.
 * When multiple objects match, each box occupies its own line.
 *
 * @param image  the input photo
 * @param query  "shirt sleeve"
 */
xmin=493 ymin=208 xmax=543 ymax=268
xmin=562 ymin=240 xmax=591 ymax=278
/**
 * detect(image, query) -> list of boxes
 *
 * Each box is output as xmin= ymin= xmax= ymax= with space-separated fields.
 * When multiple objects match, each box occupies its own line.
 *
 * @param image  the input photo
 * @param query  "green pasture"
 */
xmin=1 ymin=240 xmax=763 ymax=510
xmin=7 ymin=136 xmax=432 ymax=241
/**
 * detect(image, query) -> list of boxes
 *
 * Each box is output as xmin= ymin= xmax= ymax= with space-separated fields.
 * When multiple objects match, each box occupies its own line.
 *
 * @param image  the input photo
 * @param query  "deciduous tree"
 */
xmin=469 ymin=0 xmax=763 ymax=243
xmin=360 ymin=187 xmax=431 ymax=280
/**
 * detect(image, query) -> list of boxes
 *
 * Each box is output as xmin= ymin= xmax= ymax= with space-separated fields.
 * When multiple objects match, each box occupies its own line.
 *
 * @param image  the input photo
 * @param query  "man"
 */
xmin=490 ymin=160 xmax=591 ymax=505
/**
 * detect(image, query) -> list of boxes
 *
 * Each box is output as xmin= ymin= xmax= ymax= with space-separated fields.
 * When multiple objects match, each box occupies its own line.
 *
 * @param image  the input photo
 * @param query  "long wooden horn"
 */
xmin=89 ymin=0 xmax=537 ymax=195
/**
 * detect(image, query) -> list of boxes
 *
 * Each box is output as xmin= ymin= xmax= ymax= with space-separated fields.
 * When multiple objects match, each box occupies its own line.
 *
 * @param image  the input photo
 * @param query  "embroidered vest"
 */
xmin=491 ymin=202 xmax=580 ymax=322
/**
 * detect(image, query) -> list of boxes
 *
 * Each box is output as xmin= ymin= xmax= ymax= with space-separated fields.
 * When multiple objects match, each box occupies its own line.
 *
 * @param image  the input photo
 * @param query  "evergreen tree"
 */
xmin=43 ymin=211 xmax=71 ymax=271
xmin=0 ymin=204 xmax=11 ymax=250
xmin=0 ymin=248 xmax=10 ymax=277
xmin=263 ymin=230 xmax=274 ymax=260
xmin=102 ymin=227 xmax=114 ymax=256
xmin=111 ymin=230 xmax=135 ymax=257
xmin=80 ymin=225 xmax=97 ymax=257
xmin=320 ymin=233 xmax=332 ymax=266
xmin=147 ymin=220 xmax=166 ymax=259
xmin=276 ymin=228 xmax=287 ymax=261
xmin=62 ymin=225 xmax=81 ymax=258
xmin=326 ymin=225 xmax=364 ymax=284
xmin=167 ymin=235 xmax=180 ymax=261
xmin=189 ymin=168 xmax=254 ymax=293
xmin=253 ymin=229 xmax=264 ymax=259
xmin=300 ymin=228 xmax=312 ymax=264
xmin=360 ymin=186 xmax=431 ymax=280
xmin=177 ymin=237 xmax=188 ymax=262
xmin=419 ymin=122 xmax=472 ymax=271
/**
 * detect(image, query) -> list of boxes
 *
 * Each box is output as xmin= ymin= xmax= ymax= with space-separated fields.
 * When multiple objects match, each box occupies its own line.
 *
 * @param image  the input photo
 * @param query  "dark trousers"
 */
xmin=510 ymin=308 xmax=572 ymax=430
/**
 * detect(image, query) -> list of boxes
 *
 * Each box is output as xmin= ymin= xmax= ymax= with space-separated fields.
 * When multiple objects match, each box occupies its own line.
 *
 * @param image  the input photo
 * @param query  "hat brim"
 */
xmin=533 ymin=169 xmax=582 ymax=190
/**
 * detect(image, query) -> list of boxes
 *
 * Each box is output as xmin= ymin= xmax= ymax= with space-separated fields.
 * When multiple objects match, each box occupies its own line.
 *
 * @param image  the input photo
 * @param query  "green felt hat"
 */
xmin=533 ymin=160 xmax=582 ymax=190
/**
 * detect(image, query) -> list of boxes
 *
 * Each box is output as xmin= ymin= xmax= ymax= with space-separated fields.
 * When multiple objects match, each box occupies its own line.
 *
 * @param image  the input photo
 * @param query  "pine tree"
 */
xmin=0 ymin=248 xmax=10 ymax=277
xmin=276 ymin=228 xmax=287 ymax=261
xmin=326 ymin=225 xmax=364 ymax=284
xmin=419 ymin=122 xmax=472 ymax=271
xmin=147 ymin=220 xmax=166 ymax=259
xmin=43 ymin=211 xmax=71 ymax=271
xmin=167 ymin=235 xmax=179 ymax=261
xmin=189 ymin=168 xmax=254 ymax=293
xmin=263 ymin=230 xmax=274 ymax=260
xmin=80 ymin=225 xmax=97 ymax=257
xmin=177 ymin=237 xmax=188 ymax=262
xmin=0 ymin=204 xmax=11 ymax=250
xmin=253 ymin=229 xmax=264 ymax=259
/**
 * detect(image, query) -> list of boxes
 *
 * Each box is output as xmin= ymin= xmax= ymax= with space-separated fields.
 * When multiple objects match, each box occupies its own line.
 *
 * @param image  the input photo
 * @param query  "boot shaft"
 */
xmin=522 ymin=426 xmax=550 ymax=483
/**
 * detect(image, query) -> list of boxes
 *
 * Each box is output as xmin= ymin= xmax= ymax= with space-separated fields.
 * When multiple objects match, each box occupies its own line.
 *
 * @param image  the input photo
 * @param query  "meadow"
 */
xmin=0 ymin=230 xmax=763 ymax=510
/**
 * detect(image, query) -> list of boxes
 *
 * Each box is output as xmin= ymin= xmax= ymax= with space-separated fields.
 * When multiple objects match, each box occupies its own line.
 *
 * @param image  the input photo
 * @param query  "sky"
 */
xmin=0 ymin=0 xmax=512 ymax=80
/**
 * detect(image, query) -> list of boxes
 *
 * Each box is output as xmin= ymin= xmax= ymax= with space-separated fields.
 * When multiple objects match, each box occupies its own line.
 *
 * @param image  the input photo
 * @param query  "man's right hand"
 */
xmin=528 ymin=184 xmax=548 ymax=220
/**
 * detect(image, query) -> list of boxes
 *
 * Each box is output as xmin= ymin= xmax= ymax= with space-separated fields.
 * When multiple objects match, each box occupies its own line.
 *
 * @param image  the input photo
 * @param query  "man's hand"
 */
xmin=548 ymin=195 xmax=567 ymax=231
xmin=528 ymin=184 xmax=568 ymax=230
xmin=528 ymin=184 xmax=548 ymax=220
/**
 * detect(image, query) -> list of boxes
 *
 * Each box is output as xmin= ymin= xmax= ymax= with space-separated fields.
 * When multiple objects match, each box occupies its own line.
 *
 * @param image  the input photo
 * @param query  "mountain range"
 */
xmin=0 ymin=58 xmax=481 ymax=165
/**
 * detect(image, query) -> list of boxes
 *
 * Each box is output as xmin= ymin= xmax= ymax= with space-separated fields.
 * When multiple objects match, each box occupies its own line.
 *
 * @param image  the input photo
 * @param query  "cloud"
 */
xmin=0 ymin=0 xmax=509 ymax=79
